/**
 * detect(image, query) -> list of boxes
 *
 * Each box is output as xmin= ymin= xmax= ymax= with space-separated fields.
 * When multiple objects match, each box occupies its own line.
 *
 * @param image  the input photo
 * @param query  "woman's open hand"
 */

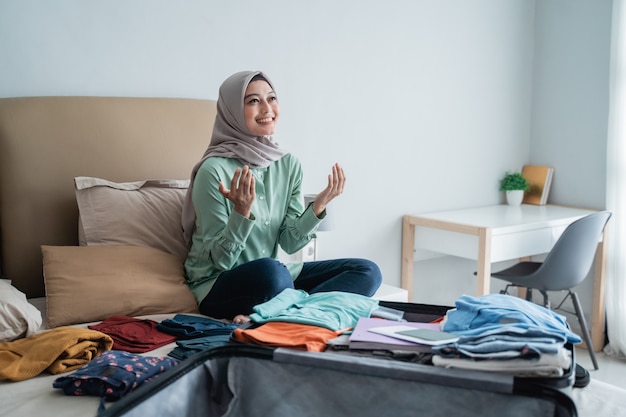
xmin=312 ymin=163 xmax=345 ymax=216
xmin=219 ymin=165 xmax=256 ymax=218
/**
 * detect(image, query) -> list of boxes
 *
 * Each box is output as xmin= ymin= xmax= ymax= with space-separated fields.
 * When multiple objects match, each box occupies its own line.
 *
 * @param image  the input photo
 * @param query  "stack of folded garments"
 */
xmin=233 ymin=288 xmax=379 ymax=352
xmin=431 ymin=294 xmax=581 ymax=377
xmin=156 ymin=314 xmax=240 ymax=360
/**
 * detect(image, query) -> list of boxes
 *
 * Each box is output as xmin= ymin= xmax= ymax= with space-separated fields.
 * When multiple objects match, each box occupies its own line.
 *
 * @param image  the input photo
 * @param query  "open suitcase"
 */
xmin=100 ymin=301 xmax=578 ymax=417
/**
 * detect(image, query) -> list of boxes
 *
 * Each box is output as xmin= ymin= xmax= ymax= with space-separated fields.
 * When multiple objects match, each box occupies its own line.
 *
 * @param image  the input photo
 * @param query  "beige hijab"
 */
xmin=181 ymin=71 xmax=286 ymax=245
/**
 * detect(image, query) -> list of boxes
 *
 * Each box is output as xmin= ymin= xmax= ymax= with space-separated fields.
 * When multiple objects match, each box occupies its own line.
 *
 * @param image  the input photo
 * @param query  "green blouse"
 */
xmin=184 ymin=154 xmax=324 ymax=303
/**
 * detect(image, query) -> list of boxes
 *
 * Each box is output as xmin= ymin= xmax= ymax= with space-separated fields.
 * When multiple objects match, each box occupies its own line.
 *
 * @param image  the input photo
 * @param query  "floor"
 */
xmin=575 ymin=346 xmax=626 ymax=387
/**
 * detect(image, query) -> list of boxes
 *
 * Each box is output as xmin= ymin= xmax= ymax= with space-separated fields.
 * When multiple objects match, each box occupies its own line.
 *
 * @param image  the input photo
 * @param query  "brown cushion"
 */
xmin=42 ymin=245 xmax=199 ymax=328
xmin=75 ymin=176 xmax=190 ymax=261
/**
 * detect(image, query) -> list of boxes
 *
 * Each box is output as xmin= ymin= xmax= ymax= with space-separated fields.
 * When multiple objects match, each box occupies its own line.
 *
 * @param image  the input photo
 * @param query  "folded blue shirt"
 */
xmin=156 ymin=314 xmax=239 ymax=339
xmin=442 ymin=294 xmax=581 ymax=344
xmin=168 ymin=334 xmax=233 ymax=361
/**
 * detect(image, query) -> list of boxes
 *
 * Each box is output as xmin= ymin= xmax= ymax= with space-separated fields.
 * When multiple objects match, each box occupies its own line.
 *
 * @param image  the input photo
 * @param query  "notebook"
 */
xmin=348 ymin=318 xmax=441 ymax=352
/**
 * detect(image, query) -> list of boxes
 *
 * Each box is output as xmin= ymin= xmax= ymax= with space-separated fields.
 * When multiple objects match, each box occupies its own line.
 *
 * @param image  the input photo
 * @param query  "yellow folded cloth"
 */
xmin=0 ymin=326 xmax=113 ymax=382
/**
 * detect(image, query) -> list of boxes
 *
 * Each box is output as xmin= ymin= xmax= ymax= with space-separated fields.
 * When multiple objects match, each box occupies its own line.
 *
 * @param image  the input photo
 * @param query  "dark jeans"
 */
xmin=199 ymin=257 xmax=382 ymax=320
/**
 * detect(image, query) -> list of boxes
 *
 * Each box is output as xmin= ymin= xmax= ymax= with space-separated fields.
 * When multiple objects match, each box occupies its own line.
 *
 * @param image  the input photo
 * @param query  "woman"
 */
xmin=182 ymin=70 xmax=382 ymax=323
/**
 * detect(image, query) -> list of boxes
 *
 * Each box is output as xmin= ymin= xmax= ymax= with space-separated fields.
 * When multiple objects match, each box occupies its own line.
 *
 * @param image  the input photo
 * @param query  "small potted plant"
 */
xmin=499 ymin=171 xmax=529 ymax=206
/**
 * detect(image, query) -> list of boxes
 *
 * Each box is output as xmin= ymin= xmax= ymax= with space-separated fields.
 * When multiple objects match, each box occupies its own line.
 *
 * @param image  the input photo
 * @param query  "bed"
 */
xmin=0 ymin=96 xmax=218 ymax=416
xmin=1 ymin=96 xmax=625 ymax=417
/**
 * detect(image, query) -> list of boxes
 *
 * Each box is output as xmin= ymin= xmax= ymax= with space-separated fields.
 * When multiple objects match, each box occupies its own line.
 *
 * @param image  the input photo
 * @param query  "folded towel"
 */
xmin=0 ymin=326 xmax=113 ymax=382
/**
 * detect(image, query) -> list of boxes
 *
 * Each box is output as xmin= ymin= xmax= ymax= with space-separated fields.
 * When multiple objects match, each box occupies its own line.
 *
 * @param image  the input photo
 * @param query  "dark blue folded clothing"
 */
xmin=167 ymin=334 xmax=233 ymax=361
xmin=53 ymin=350 xmax=178 ymax=414
xmin=156 ymin=314 xmax=239 ymax=339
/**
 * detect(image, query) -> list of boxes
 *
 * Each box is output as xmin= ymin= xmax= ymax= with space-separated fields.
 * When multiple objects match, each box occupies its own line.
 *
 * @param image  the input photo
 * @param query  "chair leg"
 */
xmin=570 ymin=291 xmax=599 ymax=370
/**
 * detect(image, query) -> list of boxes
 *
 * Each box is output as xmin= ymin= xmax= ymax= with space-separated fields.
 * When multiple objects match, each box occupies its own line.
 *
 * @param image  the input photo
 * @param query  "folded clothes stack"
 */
xmin=156 ymin=314 xmax=240 ymax=359
xmin=432 ymin=294 xmax=581 ymax=377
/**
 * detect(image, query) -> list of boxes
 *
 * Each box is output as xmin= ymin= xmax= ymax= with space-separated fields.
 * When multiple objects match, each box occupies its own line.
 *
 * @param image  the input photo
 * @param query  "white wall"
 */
xmin=0 ymin=1 xmax=611 ymax=314
xmin=529 ymin=0 xmax=612 ymax=327
xmin=531 ymin=0 xmax=611 ymax=208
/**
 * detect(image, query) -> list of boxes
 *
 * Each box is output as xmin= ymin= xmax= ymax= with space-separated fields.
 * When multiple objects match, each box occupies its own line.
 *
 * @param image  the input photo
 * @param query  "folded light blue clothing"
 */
xmin=442 ymin=294 xmax=581 ymax=344
xmin=453 ymin=326 xmax=567 ymax=353
xmin=249 ymin=288 xmax=379 ymax=331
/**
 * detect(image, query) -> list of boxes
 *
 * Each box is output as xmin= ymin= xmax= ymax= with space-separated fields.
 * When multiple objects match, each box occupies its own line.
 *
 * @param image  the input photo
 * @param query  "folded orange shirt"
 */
xmin=233 ymin=322 xmax=348 ymax=352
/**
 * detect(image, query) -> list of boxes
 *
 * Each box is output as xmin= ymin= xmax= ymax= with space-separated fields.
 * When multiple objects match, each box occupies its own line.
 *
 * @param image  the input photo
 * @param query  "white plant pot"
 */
xmin=506 ymin=190 xmax=524 ymax=206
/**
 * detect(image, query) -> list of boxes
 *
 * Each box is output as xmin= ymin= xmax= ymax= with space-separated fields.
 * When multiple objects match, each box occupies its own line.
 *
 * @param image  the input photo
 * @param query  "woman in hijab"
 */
xmin=182 ymin=71 xmax=382 ymax=323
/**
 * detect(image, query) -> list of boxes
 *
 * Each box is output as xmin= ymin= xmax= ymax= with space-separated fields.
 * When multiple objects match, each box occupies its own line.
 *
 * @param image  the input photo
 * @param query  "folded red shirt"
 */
xmin=89 ymin=315 xmax=177 ymax=353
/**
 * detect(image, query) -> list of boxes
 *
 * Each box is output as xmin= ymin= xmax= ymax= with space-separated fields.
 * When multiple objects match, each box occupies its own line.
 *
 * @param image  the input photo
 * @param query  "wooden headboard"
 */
xmin=0 ymin=97 xmax=217 ymax=298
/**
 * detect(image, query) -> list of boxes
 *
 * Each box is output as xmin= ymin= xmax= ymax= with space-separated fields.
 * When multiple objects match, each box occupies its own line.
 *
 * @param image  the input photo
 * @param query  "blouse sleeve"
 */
xmin=191 ymin=162 xmax=255 ymax=271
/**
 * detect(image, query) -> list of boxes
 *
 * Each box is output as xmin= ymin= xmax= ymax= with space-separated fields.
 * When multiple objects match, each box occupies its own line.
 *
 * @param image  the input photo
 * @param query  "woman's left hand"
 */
xmin=312 ymin=163 xmax=345 ymax=216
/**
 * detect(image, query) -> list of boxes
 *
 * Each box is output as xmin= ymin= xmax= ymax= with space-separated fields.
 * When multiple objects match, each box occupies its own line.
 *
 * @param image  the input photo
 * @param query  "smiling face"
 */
xmin=243 ymin=80 xmax=280 ymax=136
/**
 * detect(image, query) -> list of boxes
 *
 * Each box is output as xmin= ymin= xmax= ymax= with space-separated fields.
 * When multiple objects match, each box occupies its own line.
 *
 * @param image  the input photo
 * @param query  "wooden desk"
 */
xmin=401 ymin=204 xmax=607 ymax=351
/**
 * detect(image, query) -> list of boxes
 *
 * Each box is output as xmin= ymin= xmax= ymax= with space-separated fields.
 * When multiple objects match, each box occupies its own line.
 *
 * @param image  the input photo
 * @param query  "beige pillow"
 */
xmin=74 ymin=176 xmax=190 ymax=261
xmin=42 ymin=245 xmax=199 ymax=328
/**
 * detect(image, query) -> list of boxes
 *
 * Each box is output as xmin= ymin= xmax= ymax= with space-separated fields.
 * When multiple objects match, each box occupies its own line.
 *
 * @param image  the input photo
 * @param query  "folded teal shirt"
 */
xmin=250 ymin=288 xmax=379 ymax=331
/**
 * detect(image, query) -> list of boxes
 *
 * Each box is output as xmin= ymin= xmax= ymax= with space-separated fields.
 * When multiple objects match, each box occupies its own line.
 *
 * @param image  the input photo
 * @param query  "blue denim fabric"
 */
xmin=199 ymin=257 xmax=382 ymax=320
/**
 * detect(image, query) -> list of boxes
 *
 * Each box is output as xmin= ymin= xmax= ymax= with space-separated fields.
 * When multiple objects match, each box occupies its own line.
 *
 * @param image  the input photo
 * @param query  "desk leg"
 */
xmin=591 ymin=235 xmax=607 ymax=352
xmin=516 ymin=256 xmax=532 ymax=299
xmin=476 ymin=228 xmax=492 ymax=295
xmin=401 ymin=216 xmax=415 ymax=301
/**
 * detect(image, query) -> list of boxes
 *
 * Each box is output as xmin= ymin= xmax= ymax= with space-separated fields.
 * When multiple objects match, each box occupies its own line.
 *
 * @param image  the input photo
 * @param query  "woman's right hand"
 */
xmin=312 ymin=163 xmax=345 ymax=216
xmin=218 ymin=165 xmax=256 ymax=218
